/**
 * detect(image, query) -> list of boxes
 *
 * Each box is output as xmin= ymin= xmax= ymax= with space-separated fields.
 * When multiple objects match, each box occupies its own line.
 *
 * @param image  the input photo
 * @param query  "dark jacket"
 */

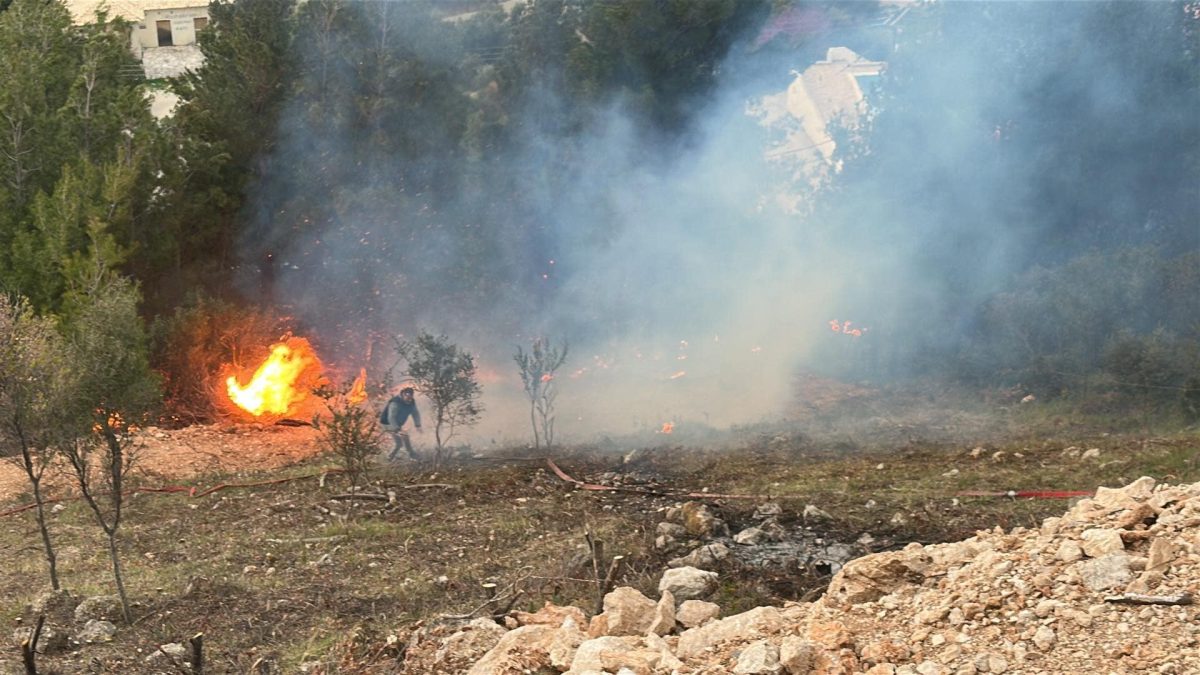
xmin=382 ymin=396 xmax=421 ymax=430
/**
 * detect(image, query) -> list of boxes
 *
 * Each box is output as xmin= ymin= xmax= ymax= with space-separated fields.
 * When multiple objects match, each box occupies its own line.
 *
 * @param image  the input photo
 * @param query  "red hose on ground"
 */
xmin=545 ymin=458 xmax=1094 ymax=501
xmin=0 ymin=468 xmax=344 ymax=518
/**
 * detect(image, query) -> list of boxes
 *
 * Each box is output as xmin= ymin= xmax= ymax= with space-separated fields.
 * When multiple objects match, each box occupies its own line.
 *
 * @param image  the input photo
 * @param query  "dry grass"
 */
xmin=1 ymin=410 xmax=1197 ymax=673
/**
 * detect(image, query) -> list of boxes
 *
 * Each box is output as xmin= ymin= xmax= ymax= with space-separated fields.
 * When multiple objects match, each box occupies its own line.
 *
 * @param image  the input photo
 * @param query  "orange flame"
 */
xmin=668 ymin=371 xmax=687 ymax=380
xmin=347 ymin=368 xmax=367 ymax=404
xmin=660 ymin=422 xmax=674 ymax=434
xmin=540 ymin=373 xmax=554 ymax=382
xmin=226 ymin=337 xmax=322 ymax=416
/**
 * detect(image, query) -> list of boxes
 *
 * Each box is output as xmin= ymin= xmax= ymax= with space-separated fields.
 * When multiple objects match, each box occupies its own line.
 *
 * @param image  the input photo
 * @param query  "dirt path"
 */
xmin=0 ymin=423 xmax=324 ymax=505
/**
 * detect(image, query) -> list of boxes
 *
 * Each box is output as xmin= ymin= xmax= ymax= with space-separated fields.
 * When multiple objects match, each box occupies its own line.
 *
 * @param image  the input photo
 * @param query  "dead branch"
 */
xmin=438 ymin=571 xmax=531 ymax=621
xmin=1104 ymin=592 xmax=1193 ymax=606
xmin=329 ymin=493 xmax=390 ymax=501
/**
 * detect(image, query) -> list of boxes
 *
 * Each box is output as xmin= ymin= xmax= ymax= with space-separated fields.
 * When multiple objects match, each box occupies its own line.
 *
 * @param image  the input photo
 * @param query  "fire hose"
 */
xmin=0 ymin=468 xmax=345 ymax=518
xmin=1 ymin=461 xmax=1093 ymax=519
xmin=544 ymin=459 xmax=1094 ymax=501
xmin=953 ymin=489 xmax=1092 ymax=499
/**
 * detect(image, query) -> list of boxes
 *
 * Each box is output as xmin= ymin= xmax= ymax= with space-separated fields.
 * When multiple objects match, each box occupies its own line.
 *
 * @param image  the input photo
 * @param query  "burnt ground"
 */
xmin=1 ymin=391 xmax=1199 ymax=674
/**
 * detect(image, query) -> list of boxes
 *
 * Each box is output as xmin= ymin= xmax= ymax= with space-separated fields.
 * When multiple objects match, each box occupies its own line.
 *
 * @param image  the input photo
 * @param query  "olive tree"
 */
xmin=59 ymin=267 xmax=160 ymax=623
xmin=0 ymin=295 xmax=73 ymax=590
xmin=394 ymin=332 xmax=483 ymax=465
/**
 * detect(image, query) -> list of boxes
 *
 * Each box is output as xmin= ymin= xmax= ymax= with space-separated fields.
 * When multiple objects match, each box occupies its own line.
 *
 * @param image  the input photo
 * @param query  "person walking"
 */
xmin=381 ymin=386 xmax=422 ymax=460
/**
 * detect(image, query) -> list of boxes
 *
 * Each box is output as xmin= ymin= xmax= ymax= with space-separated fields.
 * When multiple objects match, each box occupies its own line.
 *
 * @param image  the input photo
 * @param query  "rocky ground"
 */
xmin=3 ymin=411 xmax=1198 ymax=674
xmin=395 ymin=476 xmax=1200 ymax=674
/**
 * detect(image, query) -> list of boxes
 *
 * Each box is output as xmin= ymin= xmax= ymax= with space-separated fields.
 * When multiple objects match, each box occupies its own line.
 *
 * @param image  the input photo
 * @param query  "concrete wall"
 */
xmin=130 ymin=6 xmax=208 ymax=54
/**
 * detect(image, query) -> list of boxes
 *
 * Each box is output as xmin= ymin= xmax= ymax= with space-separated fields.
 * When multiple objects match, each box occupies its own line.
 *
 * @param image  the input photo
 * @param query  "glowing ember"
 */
xmin=226 ymin=337 xmax=322 ymax=416
xmin=540 ymin=373 xmax=554 ymax=382
xmin=829 ymin=319 xmax=865 ymax=337
xmin=660 ymin=422 xmax=674 ymax=434
xmin=668 ymin=371 xmax=687 ymax=380
xmin=347 ymin=368 xmax=367 ymax=404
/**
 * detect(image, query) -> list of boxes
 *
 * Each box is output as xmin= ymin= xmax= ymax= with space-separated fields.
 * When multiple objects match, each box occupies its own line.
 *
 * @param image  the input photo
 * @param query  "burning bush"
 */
xmin=223 ymin=335 xmax=325 ymax=419
xmin=150 ymin=296 xmax=293 ymax=424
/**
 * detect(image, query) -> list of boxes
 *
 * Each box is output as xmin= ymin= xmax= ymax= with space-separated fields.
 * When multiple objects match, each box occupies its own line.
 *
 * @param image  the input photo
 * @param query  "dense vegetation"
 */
xmin=0 ymin=0 xmax=1196 ymax=425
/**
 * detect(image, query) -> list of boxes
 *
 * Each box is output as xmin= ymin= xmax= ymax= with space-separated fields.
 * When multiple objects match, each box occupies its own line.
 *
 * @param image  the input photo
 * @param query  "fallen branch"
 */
xmin=0 ymin=468 xmax=347 ymax=518
xmin=330 ymin=493 xmax=390 ymax=502
xmin=1104 ymin=593 xmax=1193 ymax=606
xmin=438 ymin=570 xmax=532 ymax=621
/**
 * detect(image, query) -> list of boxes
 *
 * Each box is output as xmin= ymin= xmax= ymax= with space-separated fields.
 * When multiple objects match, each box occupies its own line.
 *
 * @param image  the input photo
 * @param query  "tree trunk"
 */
xmin=20 ymin=440 xmax=60 ymax=591
xmin=106 ymin=533 xmax=132 ymax=623
xmin=31 ymin=480 xmax=59 ymax=591
xmin=529 ymin=401 xmax=539 ymax=450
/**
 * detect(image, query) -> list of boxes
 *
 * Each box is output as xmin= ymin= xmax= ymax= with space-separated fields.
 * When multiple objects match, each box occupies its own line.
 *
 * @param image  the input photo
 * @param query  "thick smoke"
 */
xmin=236 ymin=1 xmax=1199 ymax=445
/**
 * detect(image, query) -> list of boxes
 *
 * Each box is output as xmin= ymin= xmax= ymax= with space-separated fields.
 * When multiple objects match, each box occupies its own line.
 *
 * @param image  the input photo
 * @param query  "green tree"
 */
xmin=395 ymin=332 xmax=483 ymax=463
xmin=161 ymin=0 xmax=296 ymax=300
xmin=0 ymin=295 xmax=72 ymax=590
xmin=59 ymin=254 xmax=160 ymax=623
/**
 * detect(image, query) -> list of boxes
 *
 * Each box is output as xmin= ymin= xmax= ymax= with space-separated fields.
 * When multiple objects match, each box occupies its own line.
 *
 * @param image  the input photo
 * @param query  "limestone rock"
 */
xmin=602 ymin=587 xmax=657 ymax=636
xmin=1079 ymin=528 xmax=1124 ymax=557
xmin=76 ymin=619 xmax=116 ymax=644
xmin=677 ymin=606 xmax=783 ymax=659
xmin=647 ymin=591 xmax=676 ymax=636
xmin=659 ymin=566 xmax=719 ymax=601
xmin=27 ymin=589 xmax=78 ymax=626
xmin=736 ymin=526 xmax=769 ymax=545
xmin=681 ymin=502 xmax=722 ymax=537
xmin=433 ymin=618 xmax=508 ymax=670
xmin=73 ymin=595 xmax=123 ymax=624
xmin=733 ymin=640 xmax=783 ymax=674
xmin=1078 ymin=552 xmax=1133 ymax=591
xmin=676 ymin=599 xmax=721 ymax=628
xmin=513 ymin=601 xmax=588 ymax=628
xmin=668 ymin=541 xmax=731 ymax=568
xmin=466 ymin=624 xmax=555 ymax=675
xmin=826 ymin=547 xmax=932 ymax=605
xmin=779 ymin=636 xmax=819 ymax=674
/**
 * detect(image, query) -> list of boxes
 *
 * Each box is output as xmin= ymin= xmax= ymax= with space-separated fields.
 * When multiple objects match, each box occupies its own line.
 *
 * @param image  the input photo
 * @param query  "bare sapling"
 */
xmin=394 ymin=332 xmax=484 ymax=468
xmin=312 ymin=381 xmax=380 ymax=505
xmin=514 ymin=337 xmax=568 ymax=451
xmin=59 ymin=267 xmax=160 ymax=624
xmin=0 ymin=296 xmax=73 ymax=591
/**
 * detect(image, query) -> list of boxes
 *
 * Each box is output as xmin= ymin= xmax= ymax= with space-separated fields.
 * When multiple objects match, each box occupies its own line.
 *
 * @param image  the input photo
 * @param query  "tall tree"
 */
xmin=0 ymin=0 xmax=77 ymax=264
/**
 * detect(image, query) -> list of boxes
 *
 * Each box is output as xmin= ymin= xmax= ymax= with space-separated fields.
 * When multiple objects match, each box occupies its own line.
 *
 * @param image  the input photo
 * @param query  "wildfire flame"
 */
xmin=226 ymin=337 xmax=322 ymax=417
xmin=347 ymin=368 xmax=367 ymax=404
xmin=660 ymin=422 xmax=674 ymax=434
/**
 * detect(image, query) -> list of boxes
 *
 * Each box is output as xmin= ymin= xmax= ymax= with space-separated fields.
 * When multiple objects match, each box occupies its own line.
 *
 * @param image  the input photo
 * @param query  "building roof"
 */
xmin=66 ymin=0 xmax=207 ymax=25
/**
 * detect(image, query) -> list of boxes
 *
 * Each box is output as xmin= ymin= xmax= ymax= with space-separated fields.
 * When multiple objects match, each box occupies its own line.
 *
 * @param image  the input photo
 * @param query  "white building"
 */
xmin=67 ymin=0 xmax=208 ymax=78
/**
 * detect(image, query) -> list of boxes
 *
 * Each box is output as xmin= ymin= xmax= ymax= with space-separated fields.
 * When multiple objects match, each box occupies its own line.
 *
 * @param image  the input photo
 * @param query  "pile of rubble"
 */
xmin=401 ymin=476 xmax=1200 ymax=673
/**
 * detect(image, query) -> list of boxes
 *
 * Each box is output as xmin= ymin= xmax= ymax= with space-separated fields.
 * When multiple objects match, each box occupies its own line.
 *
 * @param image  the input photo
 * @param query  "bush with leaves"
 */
xmin=394 ymin=332 xmax=483 ymax=462
xmin=514 ymin=337 xmax=568 ymax=450
xmin=312 ymin=384 xmax=380 ymax=498
xmin=0 ymin=295 xmax=73 ymax=590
